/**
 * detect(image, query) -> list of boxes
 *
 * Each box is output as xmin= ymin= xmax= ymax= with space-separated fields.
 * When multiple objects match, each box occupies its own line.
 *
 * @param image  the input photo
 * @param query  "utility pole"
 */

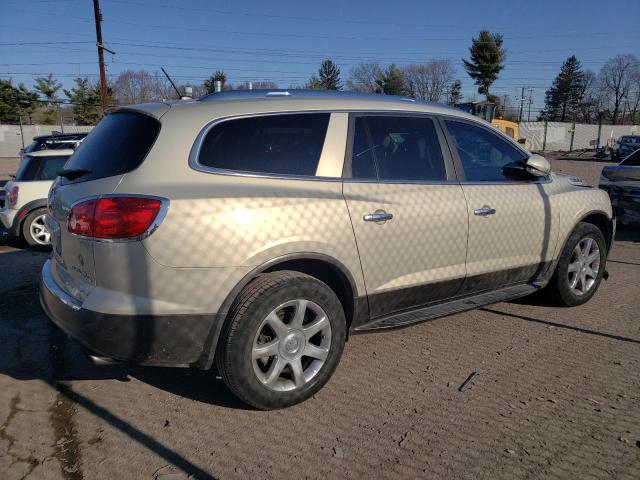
xmin=92 ymin=0 xmax=112 ymax=112
xmin=518 ymin=86 xmax=525 ymax=123
xmin=527 ymin=88 xmax=533 ymax=122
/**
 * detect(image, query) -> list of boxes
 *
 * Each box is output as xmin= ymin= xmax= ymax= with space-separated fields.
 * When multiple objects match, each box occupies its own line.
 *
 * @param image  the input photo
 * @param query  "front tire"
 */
xmin=216 ymin=271 xmax=346 ymax=410
xmin=22 ymin=208 xmax=51 ymax=246
xmin=546 ymin=222 xmax=607 ymax=307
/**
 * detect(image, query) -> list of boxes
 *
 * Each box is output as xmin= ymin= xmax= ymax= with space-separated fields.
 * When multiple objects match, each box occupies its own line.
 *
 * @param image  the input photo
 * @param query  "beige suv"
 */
xmin=40 ymin=90 xmax=613 ymax=409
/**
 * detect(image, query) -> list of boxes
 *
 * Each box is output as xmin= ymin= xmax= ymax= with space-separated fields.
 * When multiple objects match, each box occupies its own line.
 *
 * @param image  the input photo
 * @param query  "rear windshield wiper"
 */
xmin=57 ymin=168 xmax=91 ymax=180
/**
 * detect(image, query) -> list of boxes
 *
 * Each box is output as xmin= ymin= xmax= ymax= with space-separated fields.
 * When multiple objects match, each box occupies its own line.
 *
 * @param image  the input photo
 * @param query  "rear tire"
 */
xmin=216 ymin=271 xmax=346 ymax=410
xmin=545 ymin=222 xmax=607 ymax=307
xmin=22 ymin=208 xmax=51 ymax=247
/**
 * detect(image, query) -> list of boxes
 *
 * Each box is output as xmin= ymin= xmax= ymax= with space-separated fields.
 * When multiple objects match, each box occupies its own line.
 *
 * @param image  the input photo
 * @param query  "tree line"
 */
xmin=0 ymin=30 xmax=638 ymax=126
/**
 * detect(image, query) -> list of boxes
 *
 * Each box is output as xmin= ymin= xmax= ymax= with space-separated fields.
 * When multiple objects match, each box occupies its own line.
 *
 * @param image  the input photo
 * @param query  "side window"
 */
xmin=198 ymin=113 xmax=330 ymax=176
xmin=349 ymin=115 xmax=446 ymax=182
xmin=444 ymin=119 xmax=528 ymax=182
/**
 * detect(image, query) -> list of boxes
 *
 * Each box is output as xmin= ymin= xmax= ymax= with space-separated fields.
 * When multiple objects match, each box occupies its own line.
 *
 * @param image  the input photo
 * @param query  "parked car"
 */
xmin=40 ymin=90 xmax=613 ymax=410
xmin=1 ymin=149 xmax=74 ymax=246
xmin=600 ymin=148 xmax=640 ymax=225
xmin=611 ymin=135 xmax=640 ymax=162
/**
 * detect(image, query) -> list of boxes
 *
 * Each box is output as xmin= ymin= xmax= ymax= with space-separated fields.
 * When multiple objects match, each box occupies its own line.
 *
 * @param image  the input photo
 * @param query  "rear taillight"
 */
xmin=7 ymin=186 xmax=19 ymax=206
xmin=67 ymin=196 xmax=164 ymax=239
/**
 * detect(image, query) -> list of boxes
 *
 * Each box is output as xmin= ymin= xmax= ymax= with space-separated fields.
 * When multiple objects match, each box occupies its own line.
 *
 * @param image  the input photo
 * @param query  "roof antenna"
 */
xmin=161 ymin=67 xmax=184 ymax=99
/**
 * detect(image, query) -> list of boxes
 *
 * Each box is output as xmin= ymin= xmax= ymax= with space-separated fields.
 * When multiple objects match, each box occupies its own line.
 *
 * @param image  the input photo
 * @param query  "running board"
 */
xmin=355 ymin=284 xmax=540 ymax=332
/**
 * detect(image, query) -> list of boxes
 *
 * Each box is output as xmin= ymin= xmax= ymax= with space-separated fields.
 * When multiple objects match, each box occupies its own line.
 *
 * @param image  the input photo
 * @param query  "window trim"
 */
xmin=342 ymin=112 xmax=458 ymax=185
xmin=437 ymin=115 xmax=551 ymax=185
xmin=189 ymin=111 xmax=341 ymax=181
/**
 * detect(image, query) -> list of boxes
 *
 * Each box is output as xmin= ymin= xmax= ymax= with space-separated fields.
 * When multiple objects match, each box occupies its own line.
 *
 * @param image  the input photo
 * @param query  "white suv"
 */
xmin=1 ymin=149 xmax=73 ymax=246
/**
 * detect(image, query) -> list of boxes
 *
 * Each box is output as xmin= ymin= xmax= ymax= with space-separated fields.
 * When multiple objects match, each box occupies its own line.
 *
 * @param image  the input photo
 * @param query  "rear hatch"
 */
xmin=47 ymin=109 xmax=163 ymax=299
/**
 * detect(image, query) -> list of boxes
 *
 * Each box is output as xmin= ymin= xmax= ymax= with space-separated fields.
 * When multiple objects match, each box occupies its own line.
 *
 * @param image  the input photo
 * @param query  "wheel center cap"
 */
xmin=281 ymin=331 xmax=305 ymax=358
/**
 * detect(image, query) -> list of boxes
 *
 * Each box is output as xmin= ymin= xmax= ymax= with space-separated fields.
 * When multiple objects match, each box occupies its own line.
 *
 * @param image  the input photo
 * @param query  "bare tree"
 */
xmin=402 ymin=60 xmax=455 ymax=102
xmin=346 ymin=62 xmax=383 ymax=93
xmin=599 ymin=54 xmax=638 ymax=124
xmin=112 ymin=70 xmax=175 ymax=104
xmin=630 ymin=70 xmax=640 ymax=124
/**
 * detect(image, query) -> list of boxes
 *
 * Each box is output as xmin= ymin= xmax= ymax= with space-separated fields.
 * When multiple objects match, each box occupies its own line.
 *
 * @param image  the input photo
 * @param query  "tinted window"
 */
xmin=349 ymin=115 xmax=446 ymax=181
xmin=198 ymin=113 xmax=330 ymax=176
xmin=444 ymin=120 xmax=528 ymax=181
xmin=621 ymin=149 xmax=640 ymax=166
xmin=349 ymin=117 xmax=377 ymax=179
xmin=62 ymin=112 xmax=160 ymax=184
xmin=15 ymin=155 xmax=69 ymax=181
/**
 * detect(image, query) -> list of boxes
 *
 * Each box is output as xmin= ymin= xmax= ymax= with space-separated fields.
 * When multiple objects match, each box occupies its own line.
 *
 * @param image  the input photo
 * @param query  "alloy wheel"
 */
xmin=29 ymin=214 xmax=51 ymax=245
xmin=252 ymin=299 xmax=331 ymax=392
xmin=567 ymin=236 xmax=600 ymax=295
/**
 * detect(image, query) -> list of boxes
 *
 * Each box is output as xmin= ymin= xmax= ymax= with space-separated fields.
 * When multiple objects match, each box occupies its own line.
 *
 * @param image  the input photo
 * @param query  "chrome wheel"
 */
xmin=252 ymin=299 xmax=331 ymax=392
xmin=567 ymin=236 xmax=600 ymax=295
xmin=29 ymin=214 xmax=51 ymax=245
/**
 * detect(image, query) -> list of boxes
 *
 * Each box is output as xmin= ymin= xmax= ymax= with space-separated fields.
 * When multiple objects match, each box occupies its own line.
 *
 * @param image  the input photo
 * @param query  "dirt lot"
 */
xmin=1 ymin=156 xmax=639 ymax=480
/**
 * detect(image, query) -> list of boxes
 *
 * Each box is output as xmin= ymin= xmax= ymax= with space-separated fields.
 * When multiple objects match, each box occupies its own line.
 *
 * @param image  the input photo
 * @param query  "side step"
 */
xmin=355 ymin=283 xmax=540 ymax=332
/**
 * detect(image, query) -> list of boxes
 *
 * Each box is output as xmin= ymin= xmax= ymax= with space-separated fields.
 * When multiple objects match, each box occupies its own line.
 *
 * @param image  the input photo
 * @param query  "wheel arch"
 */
xmin=578 ymin=210 xmax=614 ymax=253
xmin=12 ymin=198 xmax=48 ymax=237
xmin=194 ymin=253 xmax=367 ymax=370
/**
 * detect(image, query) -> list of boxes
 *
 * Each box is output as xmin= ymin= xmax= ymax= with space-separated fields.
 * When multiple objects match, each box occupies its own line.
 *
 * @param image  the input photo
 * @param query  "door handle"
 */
xmin=474 ymin=206 xmax=496 ymax=216
xmin=363 ymin=211 xmax=393 ymax=222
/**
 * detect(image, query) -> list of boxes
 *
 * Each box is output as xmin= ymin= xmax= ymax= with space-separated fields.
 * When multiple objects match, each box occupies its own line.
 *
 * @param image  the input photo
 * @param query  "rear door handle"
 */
xmin=363 ymin=211 xmax=393 ymax=222
xmin=474 ymin=206 xmax=496 ymax=216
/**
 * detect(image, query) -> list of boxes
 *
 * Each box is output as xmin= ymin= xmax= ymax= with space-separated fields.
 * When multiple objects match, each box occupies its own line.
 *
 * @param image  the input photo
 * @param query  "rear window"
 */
xmin=15 ymin=155 xmax=69 ymax=181
xmin=197 ymin=113 xmax=330 ymax=176
xmin=61 ymin=111 xmax=160 ymax=184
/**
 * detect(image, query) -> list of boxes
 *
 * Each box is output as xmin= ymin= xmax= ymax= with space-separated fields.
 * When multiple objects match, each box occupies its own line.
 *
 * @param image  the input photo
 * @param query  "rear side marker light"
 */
xmin=68 ymin=196 xmax=164 ymax=240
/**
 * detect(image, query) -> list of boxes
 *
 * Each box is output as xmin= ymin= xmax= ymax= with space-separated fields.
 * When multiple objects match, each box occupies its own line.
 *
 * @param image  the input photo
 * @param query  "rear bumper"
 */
xmin=0 ymin=207 xmax=18 ymax=232
xmin=40 ymin=259 xmax=219 ymax=367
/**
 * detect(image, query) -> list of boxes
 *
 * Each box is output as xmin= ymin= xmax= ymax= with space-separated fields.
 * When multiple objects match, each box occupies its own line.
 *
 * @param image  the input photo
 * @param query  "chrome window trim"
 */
xmin=188 ymin=110 xmax=342 ymax=182
xmin=66 ymin=193 xmax=170 ymax=244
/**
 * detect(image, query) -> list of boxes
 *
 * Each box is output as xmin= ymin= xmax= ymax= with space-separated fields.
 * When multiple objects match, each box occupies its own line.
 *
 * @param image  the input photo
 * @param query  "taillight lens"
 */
xmin=67 ymin=197 xmax=164 ymax=239
xmin=7 ymin=186 xmax=19 ymax=206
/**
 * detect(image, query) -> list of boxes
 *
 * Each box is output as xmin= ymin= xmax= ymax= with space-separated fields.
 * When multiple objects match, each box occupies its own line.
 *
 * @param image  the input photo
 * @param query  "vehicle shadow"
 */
xmin=0 ymin=248 xmax=249 ymax=411
xmin=481 ymin=307 xmax=640 ymax=345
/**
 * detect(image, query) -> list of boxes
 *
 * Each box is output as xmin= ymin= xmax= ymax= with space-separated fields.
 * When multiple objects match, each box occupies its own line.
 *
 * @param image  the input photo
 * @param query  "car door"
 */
xmin=342 ymin=113 xmax=469 ymax=319
xmin=441 ymin=117 xmax=555 ymax=293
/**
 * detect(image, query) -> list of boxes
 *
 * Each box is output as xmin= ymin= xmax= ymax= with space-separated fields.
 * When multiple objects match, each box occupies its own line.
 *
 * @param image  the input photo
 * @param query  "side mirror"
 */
xmin=525 ymin=154 xmax=551 ymax=177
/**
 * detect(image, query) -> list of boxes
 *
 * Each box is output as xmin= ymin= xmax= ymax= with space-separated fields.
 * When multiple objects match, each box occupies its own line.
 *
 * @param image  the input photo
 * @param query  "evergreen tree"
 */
xmin=34 ymin=74 xmax=62 ymax=124
xmin=204 ymin=71 xmax=227 ymax=93
xmin=317 ymin=59 xmax=342 ymax=90
xmin=64 ymin=77 xmax=103 ymax=125
xmin=463 ymin=31 xmax=506 ymax=98
xmin=540 ymin=56 xmax=586 ymax=122
xmin=0 ymin=79 xmax=38 ymax=123
xmin=448 ymin=80 xmax=463 ymax=105
xmin=376 ymin=64 xmax=407 ymax=96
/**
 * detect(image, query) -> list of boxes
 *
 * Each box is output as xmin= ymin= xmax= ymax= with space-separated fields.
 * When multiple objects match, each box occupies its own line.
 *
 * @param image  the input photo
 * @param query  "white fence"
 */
xmin=520 ymin=121 xmax=639 ymax=152
xmin=0 ymin=124 xmax=94 ymax=158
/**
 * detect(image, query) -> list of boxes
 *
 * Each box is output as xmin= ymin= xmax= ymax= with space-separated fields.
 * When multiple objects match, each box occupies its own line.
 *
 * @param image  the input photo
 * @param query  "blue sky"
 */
xmin=1 ymin=0 xmax=638 ymax=115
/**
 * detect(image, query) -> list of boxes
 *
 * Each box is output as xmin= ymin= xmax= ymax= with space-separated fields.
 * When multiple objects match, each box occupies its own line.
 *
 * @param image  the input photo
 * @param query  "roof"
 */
xmin=25 ymin=149 xmax=75 ymax=158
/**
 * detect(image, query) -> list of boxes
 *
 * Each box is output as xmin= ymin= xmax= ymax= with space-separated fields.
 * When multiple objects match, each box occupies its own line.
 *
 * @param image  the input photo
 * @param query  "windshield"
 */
xmin=61 ymin=111 xmax=160 ymax=184
xmin=620 ymin=136 xmax=640 ymax=144
xmin=15 ymin=155 xmax=70 ymax=181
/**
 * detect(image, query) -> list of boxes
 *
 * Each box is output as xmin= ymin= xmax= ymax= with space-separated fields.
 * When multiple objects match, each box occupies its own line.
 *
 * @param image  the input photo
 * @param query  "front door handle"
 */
xmin=363 ymin=210 xmax=393 ymax=222
xmin=474 ymin=206 xmax=496 ymax=216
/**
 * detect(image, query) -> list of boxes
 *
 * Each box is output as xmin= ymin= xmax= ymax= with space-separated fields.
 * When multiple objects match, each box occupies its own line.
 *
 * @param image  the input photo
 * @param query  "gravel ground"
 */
xmin=1 ymin=156 xmax=639 ymax=480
